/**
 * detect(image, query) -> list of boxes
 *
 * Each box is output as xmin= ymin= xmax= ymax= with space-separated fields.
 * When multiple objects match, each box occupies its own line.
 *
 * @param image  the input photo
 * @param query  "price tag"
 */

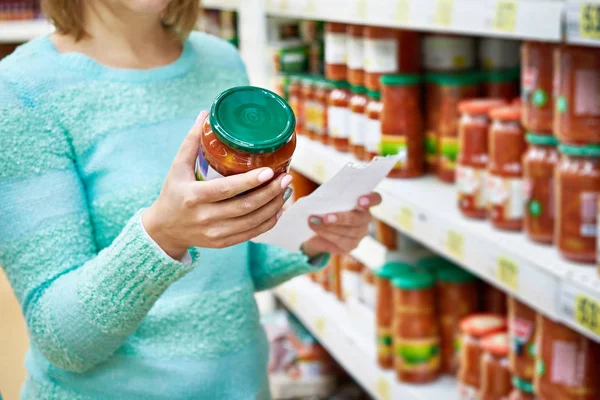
xmin=496 ymin=256 xmax=519 ymax=291
xmin=313 ymin=160 xmax=327 ymax=182
xmin=397 ymin=206 xmax=413 ymax=233
xmin=434 ymin=0 xmax=454 ymax=27
xmin=445 ymin=230 xmax=464 ymax=261
xmin=580 ymin=2 xmax=600 ymax=40
xmin=355 ymin=0 xmax=368 ymax=19
xmin=575 ymin=295 xmax=600 ymax=336
xmin=395 ymin=0 xmax=411 ymax=24
xmin=493 ymin=0 xmax=518 ymax=33
xmin=375 ymin=376 xmax=392 ymax=400
xmin=315 ymin=316 xmax=326 ymax=336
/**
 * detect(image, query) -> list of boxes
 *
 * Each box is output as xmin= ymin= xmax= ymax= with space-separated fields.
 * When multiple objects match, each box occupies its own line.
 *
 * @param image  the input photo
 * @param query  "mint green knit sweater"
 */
xmin=0 ymin=33 xmax=324 ymax=400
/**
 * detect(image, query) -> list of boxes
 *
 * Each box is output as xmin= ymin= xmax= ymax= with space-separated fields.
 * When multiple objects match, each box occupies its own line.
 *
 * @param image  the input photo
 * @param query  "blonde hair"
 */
xmin=41 ymin=0 xmax=200 ymax=41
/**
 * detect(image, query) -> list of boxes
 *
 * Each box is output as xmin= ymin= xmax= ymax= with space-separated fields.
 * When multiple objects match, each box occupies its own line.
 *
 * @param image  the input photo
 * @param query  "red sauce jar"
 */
xmin=554 ymin=45 xmax=600 ymax=145
xmin=288 ymin=76 xmax=304 ymax=137
xmin=483 ymin=282 xmax=508 ymax=315
xmin=364 ymin=90 xmax=383 ymax=161
xmin=521 ymin=41 xmax=554 ymax=134
xmin=480 ymin=333 xmax=513 ymax=400
xmin=456 ymin=99 xmax=508 ymax=219
xmin=347 ymin=24 xmax=365 ymax=87
xmin=325 ymin=22 xmax=347 ymax=81
xmin=483 ymin=68 xmax=520 ymax=101
xmin=302 ymin=77 xmax=317 ymax=140
xmin=508 ymin=297 xmax=537 ymax=381
xmin=487 ymin=106 xmax=527 ymax=231
xmin=315 ymin=79 xmax=332 ymax=145
xmin=349 ymin=86 xmax=368 ymax=160
xmin=523 ymin=133 xmax=560 ymax=244
xmin=327 ymin=80 xmax=351 ymax=152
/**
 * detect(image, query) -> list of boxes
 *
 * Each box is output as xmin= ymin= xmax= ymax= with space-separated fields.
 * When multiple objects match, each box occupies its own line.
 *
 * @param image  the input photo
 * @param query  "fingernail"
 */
xmin=276 ymin=209 xmax=284 ymax=220
xmin=359 ymin=197 xmax=370 ymax=207
xmin=280 ymin=174 xmax=293 ymax=189
xmin=309 ymin=216 xmax=321 ymax=225
xmin=325 ymin=214 xmax=337 ymax=224
xmin=283 ymin=188 xmax=293 ymax=203
xmin=257 ymin=168 xmax=274 ymax=183
xmin=195 ymin=110 xmax=208 ymax=126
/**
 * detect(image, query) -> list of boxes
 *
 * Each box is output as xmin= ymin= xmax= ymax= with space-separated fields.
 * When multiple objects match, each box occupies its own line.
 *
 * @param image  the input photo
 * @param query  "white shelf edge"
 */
xmin=0 ymin=20 xmax=54 ymax=43
xmin=203 ymin=0 xmax=240 ymax=11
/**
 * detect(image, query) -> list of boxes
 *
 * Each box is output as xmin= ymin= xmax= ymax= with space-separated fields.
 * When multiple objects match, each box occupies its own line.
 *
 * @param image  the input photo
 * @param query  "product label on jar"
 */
xmin=425 ymin=131 xmax=438 ymax=166
xmin=580 ymin=192 xmax=598 ymax=237
xmin=487 ymin=175 xmax=525 ymax=221
xmin=347 ymin=36 xmax=364 ymax=69
xmin=325 ymin=32 xmax=347 ymax=64
xmin=380 ymin=135 xmax=407 ymax=168
xmin=298 ymin=360 xmax=327 ymax=379
xmin=521 ymin=67 xmax=537 ymax=105
xmin=549 ymin=340 xmax=592 ymax=387
xmin=342 ymin=270 xmax=360 ymax=300
xmin=439 ymin=137 xmax=458 ymax=171
xmin=195 ymin=152 xmax=224 ymax=181
xmin=313 ymin=103 xmax=325 ymax=135
xmin=328 ymin=106 xmax=349 ymax=138
xmin=395 ymin=337 xmax=441 ymax=372
xmin=304 ymin=100 xmax=318 ymax=132
xmin=377 ymin=327 xmax=393 ymax=358
xmin=457 ymin=165 xmax=487 ymax=211
xmin=510 ymin=317 xmax=534 ymax=356
xmin=480 ymin=39 xmax=520 ymax=70
xmin=349 ymin=112 xmax=367 ymax=146
xmin=363 ymin=38 xmax=398 ymax=73
xmin=364 ymin=118 xmax=381 ymax=154
xmin=575 ymin=69 xmax=600 ymax=116
xmin=423 ymin=37 xmax=475 ymax=70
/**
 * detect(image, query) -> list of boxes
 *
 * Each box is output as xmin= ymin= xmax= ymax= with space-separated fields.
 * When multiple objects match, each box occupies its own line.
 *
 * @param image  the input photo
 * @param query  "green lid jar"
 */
xmin=415 ymin=255 xmax=454 ymax=275
xmin=196 ymin=86 xmax=296 ymax=180
xmin=392 ymin=270 xmax=435 ymax=290
xmin=351 ymin=85 xmax=367 ymax=94
xmin=436 ymin=265 xmax=477 ymax=284
xmin=373 ymin=261 xmax=413 ymax=280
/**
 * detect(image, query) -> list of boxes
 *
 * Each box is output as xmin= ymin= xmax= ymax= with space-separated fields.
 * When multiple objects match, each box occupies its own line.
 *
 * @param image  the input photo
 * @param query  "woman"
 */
xmin=0 ymin=1 xmax=381 ymax=399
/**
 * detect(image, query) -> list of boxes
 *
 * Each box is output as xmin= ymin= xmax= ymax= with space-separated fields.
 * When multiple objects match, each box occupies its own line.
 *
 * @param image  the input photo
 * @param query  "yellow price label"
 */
xmin=580 ymin=3 xmax=600 ymax=40
xmin=445 ymin=230 xmax=464 ymax=261
xmin=397 ymin=206 xmax=413 ymax=233
xmin=355 ymin=0 xmax=368 ymax=19
xmin=314 ymin=316 xmax=326 ymax=336
xmin=434 ymin=0 xmax=454 ymax=27
xmin=496 ymin=256 xmax=519 ymax=291
xmin=375 ymin=376 xmax=392 ymax=400
xmin=493 ymin=0 xmax=518 ymax=33
xmin=395 ymin=0 xmax=411 ymax=24
xmin=313 ymin=160 xmax=326 ymax=183
xmin=575 ymin=295 xmax=600 ymax=337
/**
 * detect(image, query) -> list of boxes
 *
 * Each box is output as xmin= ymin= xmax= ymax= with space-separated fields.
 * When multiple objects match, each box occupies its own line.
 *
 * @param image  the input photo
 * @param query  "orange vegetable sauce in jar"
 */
xmin=347 ymin=25 xmax=365 ymax=87
xmin=364 ymin=90 xmax=383 ymax=161
xmin=554 ymin=45 xmax=600 ymax=145
xmin=288 ymin=76 xmax=304 ymax=137
xmin=392 ymin=271 xmax=441 ymax=383
xmin=289 ymin=169 xmax=318 ymax=201
xmin=555 ymin=144 xmax=600 ymax=263
xmin=327 ymin=80 xmax=351 ymax=152
xmin=523 ymin=133 xmax=560 ymax=244
xmin=315 ymin=79 xmax=333 ymax=145
xmin=423 ymin=34 xmax=476 ymax=72
xmin=324 ymin=22 xmax=347 ymax=81
xmin=363 ymin=27 xmax=420 ymax=91
xmin=375 ymin=219 xmax=398 ymax=250
xmin=456 ymin=99 xmax=508 ymax=219
xmin=535 ymin=314 xmax=600 ymax=400
xmin=487 ymin=106 xmax=527 ymax=231
xmin=380 ymin=74 xmax=425 ymax=179
xmin=480 ymin=333 xmax=513 ymax=400
xmin=341 ymin=255 xmax=364 ymax=301
xmin=349 ymin=85 xmax=368 ymax=160
xmin=483 ymin=68 xmax=520 ymax=101
xmin=509 ymin=377 xmax=537 ymax=400
xmin=521 ymin=41 xmax=554 ymax=134
xmin=458 ymin=314 xmax=508 ymax=399
xmin=302 ymin=77 xmax=318 ymax=140
xmin=507 ymin=297 xmax=536 ymax=381
xmin=197 ymin=87 xmax=296 ymax=180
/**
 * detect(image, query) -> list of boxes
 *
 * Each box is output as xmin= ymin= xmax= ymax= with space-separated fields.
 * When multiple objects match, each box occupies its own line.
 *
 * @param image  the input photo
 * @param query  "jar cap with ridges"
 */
xmin=373 ymin=261 xmax=413 ymax=279
xmin=392 ymin=270 xmax=435 ymax=290
xmin=380 ymin=74 xmax=422 ymax=86
xmin=559 ymin=144 xmax=600 ymax=157
xmin=351 ymin=85 xmax=367 ymax=94
xmin=367 ymin=90 xmax=381 ymax=100
xmin=437 ymin=265 xmax=477 ymax=283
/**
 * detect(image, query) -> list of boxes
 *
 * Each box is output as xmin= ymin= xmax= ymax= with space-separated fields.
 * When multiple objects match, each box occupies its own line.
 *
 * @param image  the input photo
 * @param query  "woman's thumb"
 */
xmin=175 ymin=110 xmax=209 ymax=166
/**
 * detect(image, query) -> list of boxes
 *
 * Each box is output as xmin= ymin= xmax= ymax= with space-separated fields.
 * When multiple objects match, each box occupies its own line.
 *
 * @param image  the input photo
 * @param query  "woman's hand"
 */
xmin=301 ymin=192 xmax=383 ymax=257
xmin=143 ymin=111 xmax=292 ymax=260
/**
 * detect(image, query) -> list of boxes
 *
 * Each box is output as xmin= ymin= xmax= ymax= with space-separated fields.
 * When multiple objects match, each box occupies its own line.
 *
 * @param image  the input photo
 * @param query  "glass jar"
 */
xmin=480 ymin=333 xmax=513 ymax=400
xmin=363 ymin=26 xmax=420 ymax=91
xmin=458 ymin=314 xmax=508 ymax=399
xmin=456 ymin=99 xmax=508 ymax=219
xmin=508 ymin=297 xmax=536 ymax=381
xmin=556 ymin=144 xmax=600 ymax=263
xmin=361 ymin=268 xmax=376 ymax=309
xmin=365 ymin=90 xmax=383 ymax=161
xmin=535 ymin=314 xmax=600 ymax=400
xmin=479 ymin=38 xmax=521 ymax=71
xmin=523 ymin=133 xmax=560 ymax=244
xmin=422 ymin=34 xmax=476 ymax=72
xmin=375 ymin=219 xmax=398 ymax=250
xmin=197 ymin=87 xmax=296 ymax=180
xmin=487 ymin=106 xmax=527 ymax=231
xmin=436 ymin=265 xmax=479 ymax=375
xmin=380 ymin=74 xmax=425 ymax=178
xmin=347 ymin=24 xmax=365 ymax=87
xmin=349 ymin=85 xmax=368 ymax=160
xmin=302 ymin=77 xmax=317 ymax=140
xmin=483 ymin=68 xmax=520 ymax=101
xmin=392 ymin=271 xmax=440 ymax=383
xmin=288 ymin=76 xmax=304 ymax=137
xmin=374 ymin=262 xmax=413 ymax=369
xmin=315 ymin=79 xmax=332 ymax=145
xmin=324 ymin=22 xmax=347 ymax=81
xmin=327 ymin=80 xmax=351 ymax=152
xmin=426 ymin=72 xmax=482 ymax=183
xmin=509 ymin=377 xmax=537 ymax=400
xmin=483 ymin=282 xmax=508 ymax=315
xmin=289 ymin=169 xmax=318 ymax=201
xmin=554 ymin=45 xmax=600 ymax=145
xmin=521 ymin=41 xmax=554 ymax=134
xmin=341 ymin=255 xmax=364 ymax=301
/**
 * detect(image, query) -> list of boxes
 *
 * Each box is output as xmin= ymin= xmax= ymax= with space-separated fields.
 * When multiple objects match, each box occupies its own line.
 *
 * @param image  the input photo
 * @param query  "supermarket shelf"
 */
xmin=203 ymin=0 xmax=241 ymax=11
xmin=291 ymin=136 xmax=600 ymax=344
xmin=565 ymin=0 xmax=600 ymax=47
xmin=0 ymin=20 xmax=54 ymax=43
xmin=275 ymin=276 xmax=459 ymax=400
xmin=351 ymin=236 xmax=388 ymax=271
xmin=266 ymin=0 xmax=564 ymax=41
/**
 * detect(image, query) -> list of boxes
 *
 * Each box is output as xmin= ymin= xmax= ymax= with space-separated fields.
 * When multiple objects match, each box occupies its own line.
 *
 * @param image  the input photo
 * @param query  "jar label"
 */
xmin=580 ymin=192 xmax=598 ymax=237
xmin=325 ymin=32 xmax=347 ymax=64
xmin=425 ymin=131 xmax=438 ymax=166
xmin=349 ymin=112 xmax=367 ymax=146
xmin=342 ymin=270 xmax=360 ymax=301
xmin=549 ymin=340 xmax=590 ymax=387
xmin=313 ymin=103 xmax=325 ymax=135
xmin=364 ymin=118 xmax=382 ymax=153
xmin=380 ymin=134 xmax=407 ymax=168
xmin=487 ymin=175 xmax=525 ymax=221
xmin=457 ymin=165 xmax=487 ymax=211
xmin=439 ymin=137 xmax=458 ymax=171
xmin=304 ymin=100 xmax=319 ymax=132
xmin=480 ymin=40 xmax=520 ymax=70
xmin=195 ymin=152 xmax=224 ymax=181
xmin=298 ymin=360 xmax=327 ymax=379
xmin=347 ymin=36 xmax=364 ymax=69
xmin=328 ymin=106 xmax=349 ymax=138
xmin=423 ymin=37 xmax=475 ymax=70
xmin=394 ymin=337 xmax=441 ymax=372
xmin=377 ymin=327 xmax=393 ymax=358
xmin=364 ymin=38 xmax=398 ymax=73
xmin=510 ymin=317 xmax=534 ymax=355
xmin=575 ymin=69 xmax=600 ymax=116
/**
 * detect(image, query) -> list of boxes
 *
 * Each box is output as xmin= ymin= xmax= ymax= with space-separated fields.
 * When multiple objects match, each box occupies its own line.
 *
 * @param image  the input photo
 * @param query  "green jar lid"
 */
xmin=351 ymin=85 xmax=367 ymax=94
xmin=558 ymin=143 xmax=600 ymax=157
xmin=526 ymin=132 xmax=559 ymax=146
xmin=367 ymin=90 xmax=381 ymax=100
xmin=437 ymin=265 xmax=477 ymax=283
xmin=415 ymin=256 xmax=451 ymax=273
xmin=392 ymin=270 xmax=435 ymax=290
xmin=512 ymin=376 xmax=534 ymax=393
xmin=484 ymin=67 xmax=520 ymax=83
xmin=380 ymin=74 xmax=422 ymax=86
xmin=425 ymin=71 xmax=483 ymax=86
xmin=301 ymin=75 xmax=315 ymax=85
xmin=330 ymin=80 xmax=350 ymax=89
xmin=373 ymin=261 xmax=413 ymax=279
xmin=316 ymin=78 xmax=334 ymax=89
xmin=209 ymin=86 xmax=296 ymax=154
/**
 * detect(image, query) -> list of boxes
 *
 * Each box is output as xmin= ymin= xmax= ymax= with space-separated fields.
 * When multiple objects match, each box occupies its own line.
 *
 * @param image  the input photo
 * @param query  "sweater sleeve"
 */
xmin=0 ymin=79 xmax=196 ymax=373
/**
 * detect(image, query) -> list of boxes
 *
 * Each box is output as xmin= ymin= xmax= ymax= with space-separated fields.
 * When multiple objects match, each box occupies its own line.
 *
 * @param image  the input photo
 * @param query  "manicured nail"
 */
xmin=195 ymin=110 xmax=208 ymax=126
xmin=283 ymin=188 xmax=293 ymax=202
xmin=358 ymin=196 xmax=370 ymax=207
xmin=280 ymin=174 xmax=293 ymax=189
xmin=276 ymin=209 xmax=284 ymax=220
xmin=325 ymin=214 xmax=337 ymax=224
xmin=309 ymin=216 xmax=322 ymax=225
xmin=257 ymin=168 xmax=274 ymax=183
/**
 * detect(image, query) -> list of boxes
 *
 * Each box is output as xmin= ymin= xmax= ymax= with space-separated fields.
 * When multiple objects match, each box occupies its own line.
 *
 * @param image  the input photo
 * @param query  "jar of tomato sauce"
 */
xmin=523 ymin=133 xmax=560 ymax=244
xmin=392 ymin=270 xmax=440 ymax=383
xmin=483 ymin=68 xmax=520 ymax=101
xmin=487 ymin=106 xmax=527 ymax=231
xmin=554 ymin=45 xmax=600 ymax=145
xmin=509 ymin=377 xmax=536 ymax=400
xmin=380 ymin=74 xmax=425 ymax=179
xmin=521 ymin=41 xmax=554 ymax=134
xmin=422 ymin=34 xmax=476 ymax=72
xmin=315 ymin=79 xmax=332 ymax=145
xmin=327 ymin=80 xmax=351 ymax=152
xmin=197 ymin=87 xmax=296 ymax=180
xmin=347 ymin=25 xmax=365 ymax=87
xmin=374 ymin=262 xmax=413 ymax=369
xmin=290 ymin=169 xmax=318 ymax=201
xmin=349 ymin=85 xmax=368 ymax=160
xmin=556 ymin=144 xmax=600 ymax=263
xmin=458 ymin=314 xmax=507 ymax=399
xmin=325 ymin=22 xmax=347 ymax=81
xmin=288 ymin=76 xmax=304 ymax=137
xmin=302 ymin=76 xmax=317 ymax=140
xmin=341 ymin=255 xmax=364 ymax=301
xmin=365 ymin=90 xmax=383 ymax=161
xmin=507 ymin=297 xmax=536 ymax=381
xmin=535 ymin=314 xmax=600 ymax=400
xmin=480 ymin=333 xmax=513 ymax=400
xmin=363 ymin=27 xmax=420 ymax=91
xmin=456 ymin=99 xmax=508 ymax=219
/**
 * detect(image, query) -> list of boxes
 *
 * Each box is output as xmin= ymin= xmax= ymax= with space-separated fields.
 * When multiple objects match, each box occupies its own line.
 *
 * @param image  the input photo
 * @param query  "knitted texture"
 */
xmin=0 ymin=33 xmax=323 ymax=400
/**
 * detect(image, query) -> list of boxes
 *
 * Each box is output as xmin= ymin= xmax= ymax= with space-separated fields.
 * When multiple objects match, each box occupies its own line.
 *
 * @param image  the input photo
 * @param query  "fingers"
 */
xmin=309 ymin=219 xmax=368 ymax=240
xmin=305 ymin=228 xmax=360 ymax=253
xmin=303 ymin=236 xmax=347 ymax=254
xmin=311 ymin=209 xmax=371 ymax=227
xmin=214 ymin=189 xmax=286 ymax=235
xmin=214 ymin=213 xmax=281 ymax=248
xmin=192 ymin=168 xmax=278 ymax=203
xmin=174 ymin=110 xmax=209 ymax=168
xmin=357 ymin=192 xmax=382 ymax=210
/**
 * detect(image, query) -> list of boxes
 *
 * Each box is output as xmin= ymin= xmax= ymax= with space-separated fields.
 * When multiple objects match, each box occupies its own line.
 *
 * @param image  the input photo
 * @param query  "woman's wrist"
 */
xmin=142 ymin=206 xmax=188 ymax=261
